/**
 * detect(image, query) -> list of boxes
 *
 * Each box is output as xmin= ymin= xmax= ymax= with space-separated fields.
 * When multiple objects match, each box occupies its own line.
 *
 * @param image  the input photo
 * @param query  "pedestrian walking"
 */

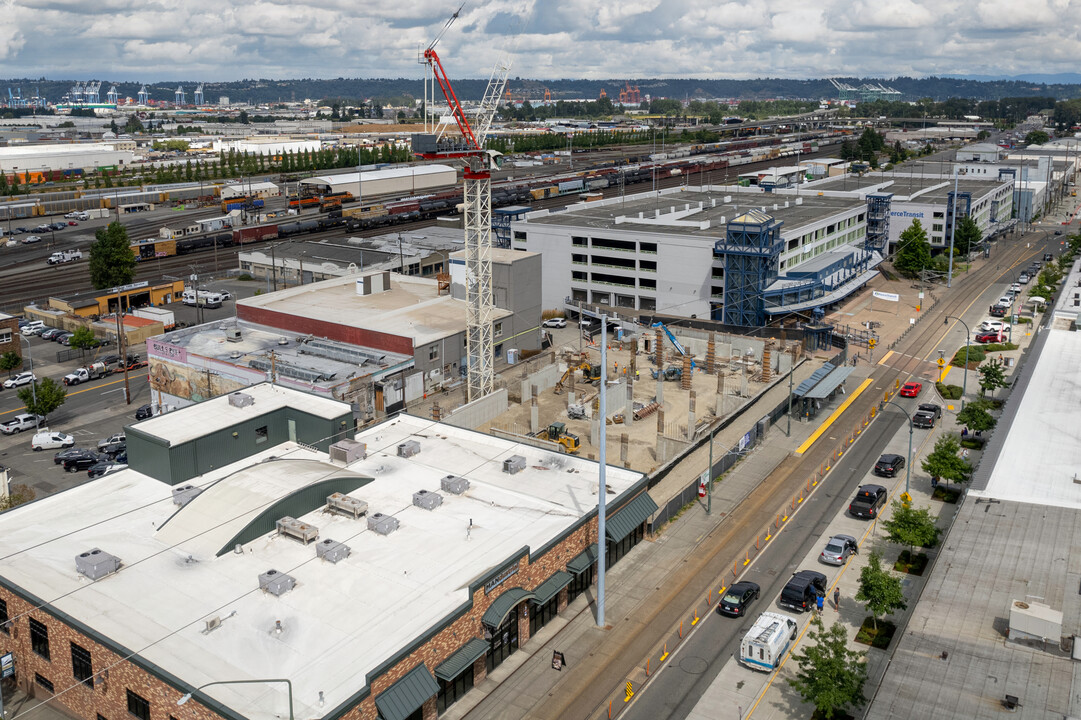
xmin=816 ymin=593 xmax=824 ymax=615
xmin=833 ymin=587 xmax=840 ymax=611
xmin=961 ymin=427 xmax=968 ymax=439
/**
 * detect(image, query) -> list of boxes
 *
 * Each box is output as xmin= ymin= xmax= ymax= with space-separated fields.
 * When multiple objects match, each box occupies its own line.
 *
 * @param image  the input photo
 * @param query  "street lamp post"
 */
xmin=177 ymin=679 xmax=293 ymax=720
xmin=947 ymin=168 xmax=959 ymax=288
xmin=943 ymin=315 xmax=971 ymax=411
xmin=19 ymin=335 xmax=39 ymax=431
xmin=882 ymin=399 xmax=914 ymax=497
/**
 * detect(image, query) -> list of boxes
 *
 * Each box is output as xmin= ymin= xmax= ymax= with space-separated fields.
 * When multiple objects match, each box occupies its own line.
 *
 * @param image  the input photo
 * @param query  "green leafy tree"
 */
xmin=17 ymin=377 xmax=67 ymax=421
xmin=67 ymin=327 xmax=97 ymax=351
xmin=787 ymin=616 xmax=867 ymax=719
xmin=1024 ymin=129 xmax=1050 ymax=145
xmin=855 ymin=551 xmax=907 ymax=631
xmin=893 ymin=219 xmax=933 ymax=278
xmin=956 ymin=399 xmax=997 ymax=432
xmin=882 ymin=501 xmax=942 ymax=553
xmin=88 ymin=221 xmax=137 ymax=289
xmin=0 ymin=484 xmax=35 ymax=512
xmin=0 ymin=349 xmax=22 ymax=376
xmin=952 ymin=215 xmax=982 ymax=256
xmin=921 ymin=434 xmax=972 ymax=488
xmin=124 ymin=115 xmax=145 ymax=134
xmin=977 ymin=358 xmax=1009 ymax=397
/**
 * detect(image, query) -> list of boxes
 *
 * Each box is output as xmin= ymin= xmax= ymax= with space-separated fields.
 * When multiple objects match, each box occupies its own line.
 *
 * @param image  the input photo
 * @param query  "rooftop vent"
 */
xmin=315 ymin=539 xmax=351 ymax=564
xmin=171 ymin=484 xmax=203 ymax=507
xmin=228 ymin=392 xmax=254 ymax=408
xmin=276 ymin=517 xmax=319 ymax=545
xmin=277 ymin=337 xmax=289 ymax=346
xmin=326 ymin=492 xmax=368 ymax=519
xmin=329 ymin=439 xmax=366 ymax=466
xmin=258 ymin=569 xmax=295 ymax=596
xmin=503 ymin=455 xmax=527 ymax=475
xmin=75 ymin=548 xmax=121 ymax=580
xmin=413 ymin=489 xmax=443 ymax=511
xmin=229 ymin=351 xmax=242 ymax=360
xmin=367 ymin=512 xmax=400 ymax=535
xmin=397 ymin=440 xmax=421 ymax=458
xmin=224 ymin=328 xmax=242 ymax=343
xmin=441 ymin=474 xmax=470 ymax=495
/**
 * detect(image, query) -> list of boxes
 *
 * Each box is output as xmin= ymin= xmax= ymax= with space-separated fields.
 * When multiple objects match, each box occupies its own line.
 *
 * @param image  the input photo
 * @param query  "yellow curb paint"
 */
xmin=795 ymin=378 xmax=875 ymax=455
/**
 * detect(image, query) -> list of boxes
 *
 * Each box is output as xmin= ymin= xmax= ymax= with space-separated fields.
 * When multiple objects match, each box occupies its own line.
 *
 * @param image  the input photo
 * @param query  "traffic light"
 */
xmin=869 ymin=337 xmax=877 ymax=349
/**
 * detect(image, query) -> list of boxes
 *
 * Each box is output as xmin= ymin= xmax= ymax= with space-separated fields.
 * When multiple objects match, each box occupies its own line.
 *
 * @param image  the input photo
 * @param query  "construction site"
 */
xmin=427 ymin=321 xmax=830 ymax=478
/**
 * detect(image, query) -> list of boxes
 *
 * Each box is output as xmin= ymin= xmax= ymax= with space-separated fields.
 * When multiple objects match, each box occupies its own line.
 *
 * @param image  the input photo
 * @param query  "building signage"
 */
xmin=872 ymin=291 xmax=900 ymax=302
xmin=739 ymin=431 xmax=752 ymax=452
xmin=551 ymin=651 xmax=567 ymax=671
xmin=148 ymin=338 xmax=187 ymax=364
xmin=890 ymin=210 xmax=925 ymax=219
xmin=107 ymin=280 xmax=150 ymax=294
xmin=484 ymin=563 xmax=519 ymax=594
xmin=1 ymin=651 xmax=13 ymax=678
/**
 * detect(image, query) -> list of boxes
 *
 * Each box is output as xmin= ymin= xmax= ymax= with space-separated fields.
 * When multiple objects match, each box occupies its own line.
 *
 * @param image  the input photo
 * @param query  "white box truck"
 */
xmin=133 ymin=306 xmax=176 ymax=330
xmin=738 ymin=612 xmax=798 ymax=672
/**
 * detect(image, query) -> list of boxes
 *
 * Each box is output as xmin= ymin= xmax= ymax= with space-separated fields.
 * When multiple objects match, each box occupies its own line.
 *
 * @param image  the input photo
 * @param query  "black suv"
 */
xmin=779 ymin=570 xmax=827 ymax=613
xmin=873 ymin=453 xmax=905 ymax=478
xmin=63 ymin=451 xmax=101 ymax=473
xmin=850 ymin=484 xmax=888 ymax=518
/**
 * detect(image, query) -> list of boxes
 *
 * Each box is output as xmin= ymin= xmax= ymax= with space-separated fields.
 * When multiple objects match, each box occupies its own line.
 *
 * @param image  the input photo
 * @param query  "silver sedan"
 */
xmin=820 ymin=534 xmax=859 ymax=565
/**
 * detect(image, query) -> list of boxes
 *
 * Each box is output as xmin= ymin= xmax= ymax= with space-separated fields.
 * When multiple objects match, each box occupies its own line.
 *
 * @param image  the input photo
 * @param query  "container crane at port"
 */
xmin=413 ymin=3 xmax=510 ymax=402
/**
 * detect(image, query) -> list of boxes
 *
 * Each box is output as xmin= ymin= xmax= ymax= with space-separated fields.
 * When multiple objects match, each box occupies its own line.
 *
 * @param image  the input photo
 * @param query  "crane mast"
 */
xmin=414 ymin=5 xmax=509 ymax=403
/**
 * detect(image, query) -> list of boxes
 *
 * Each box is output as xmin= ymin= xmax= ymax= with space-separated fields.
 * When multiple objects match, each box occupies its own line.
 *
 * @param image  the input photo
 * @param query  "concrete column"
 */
xmin=716 ymin=370 xmax=725 ymax=416
xmin=656 ymin=374 xmax=664 ymax=407
xmin=620 ymin=432 xmax=629 ymax=468
xmin=687 ymin=390 xmax=696 ymax=441
xmin=530 ymin=384 xmax=540 ymax=433
xmin=567 ymin=390 xmax=576 ymax=406
xmin=706 ymin=332 xmax=716 ymax=374
xmin=655 ymin=327 xmax=664 ymax=367
xmin=681 ymin=352 xmax=693 ymax=390
xmin=762 ymin=343 xmax=773 ymax=383
xmin=656 ymin=407 xmax=665 ymax=441
xmin=431 ymin=402 xmax=441 ymax=421
xmin=624 ymin=378 xmax=634 ymax=426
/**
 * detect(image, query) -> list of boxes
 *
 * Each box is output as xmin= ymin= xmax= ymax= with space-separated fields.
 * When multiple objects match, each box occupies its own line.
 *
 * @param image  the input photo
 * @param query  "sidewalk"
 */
xmin=1 ymin=678 xmax=80 ymax=720
xmin=450 ymin=386 xmax=836 ymax=720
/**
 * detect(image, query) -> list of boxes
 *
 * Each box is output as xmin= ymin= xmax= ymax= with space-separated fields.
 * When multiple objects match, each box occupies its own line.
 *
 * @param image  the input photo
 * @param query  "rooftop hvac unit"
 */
xmin=413 ymin=489 xmax=443 ymax=511
xmin=228 ymin=392 xmax=254 ymax=408
xmin=75 ymin=548 xmax=121 ymax=580
xmin=225 ymin=328 xmax=242 ymax=343
xmin=367 ymin=512 xmax=400 ymax=535
xmin=171 ymin=484 xmax=203 ymax=507
xmin=441 ymin=474 xmax=470 ymax=495
xmin=315 ymin=539 xmax=351 ymax=564
xmin=258 ymin=569 xmax=295 ymax=596
xmin=326 ymin=492 xmax=368 ymax=519
xmin=503 ymin=455 xmax=527 ymax=475
xmin=398 ymin=440 xmax=421 ymax=458
xmin=275 ymin=517 xmax=319 ymax=545
xmin=329 ymin=439 xmax=367 ymax=465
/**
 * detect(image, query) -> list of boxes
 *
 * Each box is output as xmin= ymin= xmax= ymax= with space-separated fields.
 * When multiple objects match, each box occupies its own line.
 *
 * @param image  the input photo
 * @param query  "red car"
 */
xmin=899 ymin=381 xmax=922 ymax=398
xmin=975 ymin=331 xmax=1003 ymax=343
xmin=67 ymin=221 xmax=78 ymax=226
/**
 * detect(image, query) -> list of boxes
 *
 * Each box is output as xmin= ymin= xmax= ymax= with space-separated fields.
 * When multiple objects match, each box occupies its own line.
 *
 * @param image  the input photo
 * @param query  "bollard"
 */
xmin=625 ymin=681 xmax=634 ymax=702
xmin=756 ymin=535 xmax=760 ymax=550
xmin=679 ymin=620 xmax=684 ymax=638
xmin=743 ymin=550 xmax=751 ymax=566
xmin=775 ymin=514 xmax=780 ymax=528
xmin=646 ymin=657 xmax=650 ymax=676
xmin=798 ymin=490 xmax=804 ymax=504
xmin=692 ymin=607 xmax=700 ymax=626
xmin=734 ymin=560 xmax=739 ymax=575
xmin=660 ymin=642 xmax=669 ymax=662
xmin=707 ymin=588 xmax=713 ymax=606
xmin=609 ymin=700 xmax=613 ymax=718
xmin=781 ymin=510 xmax=789 ymax=522
xmin=763 ymin=529 xmax=772 ymax=543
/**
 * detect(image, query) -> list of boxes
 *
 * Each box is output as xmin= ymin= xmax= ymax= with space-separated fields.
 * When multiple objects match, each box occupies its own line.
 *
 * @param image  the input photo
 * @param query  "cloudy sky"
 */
xmin=2 ymin=0 xmax=1078 ymax=81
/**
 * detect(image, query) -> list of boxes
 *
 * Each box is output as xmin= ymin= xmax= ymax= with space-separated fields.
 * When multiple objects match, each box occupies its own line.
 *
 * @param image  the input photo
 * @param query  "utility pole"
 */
xmin=597 ymin=314 xmax=608 ymax=627
xmin=115 ymin=288 xmax=131 ymax=404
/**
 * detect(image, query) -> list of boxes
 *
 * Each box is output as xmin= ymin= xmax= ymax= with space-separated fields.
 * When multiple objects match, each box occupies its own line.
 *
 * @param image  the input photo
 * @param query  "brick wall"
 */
xmin=236 ymin=305 xmax=415 ymax=357
xmin=0 ymin=317 xmax=20 ymax=369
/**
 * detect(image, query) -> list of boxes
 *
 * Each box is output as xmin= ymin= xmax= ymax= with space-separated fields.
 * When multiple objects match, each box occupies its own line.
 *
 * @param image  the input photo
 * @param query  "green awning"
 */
xmin=530 ymin=571 xmax=572 ymax=605
xmin=567 ymin=544 xmax=598 ymax=575
xmin=433 ymin=638 xmax=489 ymax=681
xmin=374 ymin=663 xmax=438 ymax=720
xmin=605 ymin=492 xmax=658 ymax=542
xmin=481 ymin=587 xmax=535 ymax=629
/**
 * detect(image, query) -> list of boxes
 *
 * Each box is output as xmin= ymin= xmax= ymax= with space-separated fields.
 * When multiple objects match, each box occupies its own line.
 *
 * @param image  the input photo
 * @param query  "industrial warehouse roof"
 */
xmin=134 ymin=382 xmax=351 ymax=446
xmin=0 ymin=412 xmax=644 ymax=720
xmin=238 ymin=271 xmax=511 ymax=346
xmin=299 ymin=163 xmax=456 ymax=189
xmin=520 ymin=188 xmax=864 ymax=237
xmin=802 ymin=172 xmax=1007 ymax=202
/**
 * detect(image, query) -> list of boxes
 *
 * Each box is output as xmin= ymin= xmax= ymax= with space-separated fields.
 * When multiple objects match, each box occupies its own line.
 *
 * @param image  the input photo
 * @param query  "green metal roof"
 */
xmin=605 ymin=492 xmax=658 ymax=542
xmin=482 ymin=587 xmax=535 ymax=628
xmin=566 ymin=544 xmax=598 ymax=575
xmin=433 ymin=638 xmax=489 ymax=681
xmin=374 ymin=663 xmax=438 ymax=720
xmin=531 ymin=571 xmax=572 ymax=605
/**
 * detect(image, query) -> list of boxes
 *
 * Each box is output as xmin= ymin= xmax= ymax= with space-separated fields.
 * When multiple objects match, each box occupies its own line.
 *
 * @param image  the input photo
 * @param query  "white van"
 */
xmin=739 ymin=611 xmax=799 ymax=672
xmin=182 ymin=289 xmax=223 ymax=308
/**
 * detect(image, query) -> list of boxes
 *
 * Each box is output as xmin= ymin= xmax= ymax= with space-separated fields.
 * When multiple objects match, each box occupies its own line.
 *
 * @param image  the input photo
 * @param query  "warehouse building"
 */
xmin=148 ymin=264 xmax=541 ymax=417
xmin=0 ymin=384 xmax=651 ymax=720
xmin=211 ymin=137 xmax=321 ymax=156
xmin=220 ymin=181 xmax=279 ymax=200
xmin=0 ymin=142 xmax=134 ymax=174
xmin=299 ymin=165 xmax=457 ymax=199
xmin=512 ymin=187 xmax=881 ymax=326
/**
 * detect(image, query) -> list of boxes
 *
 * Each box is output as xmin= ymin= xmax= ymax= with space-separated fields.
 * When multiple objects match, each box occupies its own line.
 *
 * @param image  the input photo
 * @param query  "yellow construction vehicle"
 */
xmin=536 ymin=422 xmax=580 ymax=454
xmin=554 ymin=360 xmax=602 ymax=394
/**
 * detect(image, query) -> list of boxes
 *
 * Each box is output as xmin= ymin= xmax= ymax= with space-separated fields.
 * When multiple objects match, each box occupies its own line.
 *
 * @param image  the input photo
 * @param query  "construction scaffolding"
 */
xmin=715 ymin=210 xmax=784 ymax=327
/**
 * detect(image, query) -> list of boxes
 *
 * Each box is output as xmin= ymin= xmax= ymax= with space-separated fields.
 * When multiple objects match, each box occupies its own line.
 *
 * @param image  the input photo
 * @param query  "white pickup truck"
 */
xmin=63 ymin=362 xmax=107 ymax=386
xmin=0 ymin=413 xmax=44 ymax=435
xmin=47 ymin=249 xmax=83 ymax=265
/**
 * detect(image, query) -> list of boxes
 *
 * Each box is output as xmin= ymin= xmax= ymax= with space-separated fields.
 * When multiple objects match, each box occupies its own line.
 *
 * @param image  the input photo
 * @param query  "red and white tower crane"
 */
xmin=414 ymin=4 xmax=510 ymax=402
